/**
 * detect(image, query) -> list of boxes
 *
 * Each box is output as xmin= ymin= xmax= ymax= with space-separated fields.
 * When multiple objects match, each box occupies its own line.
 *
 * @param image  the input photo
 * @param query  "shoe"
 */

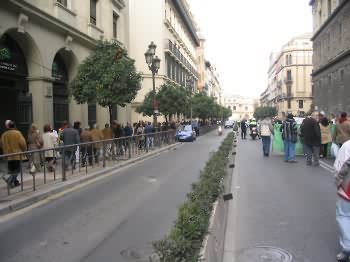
xmin=284 ymin=160 xmax=289 ymax=163
xmin=336 ymin=251 xmax=349 ymax=261
xmin=288 ymin=160 xmax=298 ymax=163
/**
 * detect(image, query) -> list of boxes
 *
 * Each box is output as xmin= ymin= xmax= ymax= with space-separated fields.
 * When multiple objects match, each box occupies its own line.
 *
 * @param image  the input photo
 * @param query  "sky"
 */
xmin=187 ymin=0 xmax=313 ymax=98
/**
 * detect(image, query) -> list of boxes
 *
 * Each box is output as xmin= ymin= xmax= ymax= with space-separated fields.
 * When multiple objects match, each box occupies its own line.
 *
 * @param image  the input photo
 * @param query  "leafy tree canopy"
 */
xmin=70 ymin=40 xmax=142 ymax=124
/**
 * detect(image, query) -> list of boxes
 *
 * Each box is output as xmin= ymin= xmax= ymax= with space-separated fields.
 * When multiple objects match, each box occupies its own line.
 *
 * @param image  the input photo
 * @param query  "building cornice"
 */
xmin=7 ymin=0 xmax=96 ymax=48
xmin=311 ymin=0 xmax=348 ymax=41
xmin=172 ymin=0 xmax=200 ymax=46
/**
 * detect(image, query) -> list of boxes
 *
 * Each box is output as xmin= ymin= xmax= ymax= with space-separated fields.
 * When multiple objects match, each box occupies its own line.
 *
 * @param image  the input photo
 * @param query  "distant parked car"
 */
xmin=175 ymin=125 xmax=196 ymax=142
xmin=224 ymin=120 xmax=235 ymax=128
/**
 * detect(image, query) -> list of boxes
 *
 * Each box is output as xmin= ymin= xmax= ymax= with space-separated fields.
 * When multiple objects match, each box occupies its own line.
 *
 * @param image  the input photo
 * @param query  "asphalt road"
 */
xmin=0 ymin=129 xmax=227 ymax=262
xmin=233 ymin=136 xmax=339 ymax=262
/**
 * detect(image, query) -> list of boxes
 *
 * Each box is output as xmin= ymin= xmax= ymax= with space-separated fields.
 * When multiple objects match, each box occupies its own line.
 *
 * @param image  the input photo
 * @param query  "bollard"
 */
xmin=62 ymin=148 xmax=66 ymax=181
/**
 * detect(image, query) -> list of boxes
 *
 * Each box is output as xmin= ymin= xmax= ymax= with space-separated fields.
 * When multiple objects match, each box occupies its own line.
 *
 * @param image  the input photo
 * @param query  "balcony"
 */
xmin=53 ymin=2 xmax=77 ymax=27
xmin=165 ymin=39 xmax=198 ymax=79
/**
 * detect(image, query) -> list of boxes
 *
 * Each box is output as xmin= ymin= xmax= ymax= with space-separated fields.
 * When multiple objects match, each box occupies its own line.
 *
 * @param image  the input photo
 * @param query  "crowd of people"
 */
xmin=0 ymin=119 xmax=181 ymax=189
xmin=240 ymin=111 xmax=350 ymax=261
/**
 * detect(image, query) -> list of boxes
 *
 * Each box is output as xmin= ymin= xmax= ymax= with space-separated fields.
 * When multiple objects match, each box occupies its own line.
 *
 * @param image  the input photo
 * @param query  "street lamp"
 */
xmin=186 ymin=75 xmax=194 ymax=123
xmin=144 ymin=41 xmax=161 ymax=127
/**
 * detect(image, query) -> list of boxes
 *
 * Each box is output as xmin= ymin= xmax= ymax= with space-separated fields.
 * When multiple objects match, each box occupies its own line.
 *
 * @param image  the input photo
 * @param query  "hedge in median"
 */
xmin=153 ymin=132 xmax=235 ymax=261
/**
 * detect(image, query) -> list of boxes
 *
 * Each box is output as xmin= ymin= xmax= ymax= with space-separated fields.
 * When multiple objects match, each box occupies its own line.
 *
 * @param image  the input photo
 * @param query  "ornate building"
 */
xmin=261 ymin=33 xmax=313 ymax=118
xmin=223 ymin=95 xmax=258 ymax=121
xmin=0 ymin=0 xmax=128 ymax=134
xmin=309 ymin=0 xmax=350 ymax=114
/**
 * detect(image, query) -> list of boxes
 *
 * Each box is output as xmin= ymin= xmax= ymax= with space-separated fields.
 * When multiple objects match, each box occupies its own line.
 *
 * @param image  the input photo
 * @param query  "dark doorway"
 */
xmin=0 ymin=34 xmax=30 ymax=135
xmin=52 ymin=53 xmax=69 ymax=131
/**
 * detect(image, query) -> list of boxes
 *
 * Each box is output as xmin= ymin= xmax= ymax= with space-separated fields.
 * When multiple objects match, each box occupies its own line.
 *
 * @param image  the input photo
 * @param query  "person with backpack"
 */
xmin=280 ymin=113 xmax=298 ymax=163
xmin=258 ymin=115 xmax=274 ymax=157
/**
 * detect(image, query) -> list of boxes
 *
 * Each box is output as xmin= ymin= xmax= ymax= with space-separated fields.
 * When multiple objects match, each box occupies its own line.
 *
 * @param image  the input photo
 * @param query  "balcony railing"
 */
xmin=284 ymin=77 xmax=293 ymax=84
xmin=165 ymin=39 xmax=198 ymax=79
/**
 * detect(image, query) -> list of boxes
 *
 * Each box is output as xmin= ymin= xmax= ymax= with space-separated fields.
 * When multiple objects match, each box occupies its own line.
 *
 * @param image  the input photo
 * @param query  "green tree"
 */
xmin=191 ymin=93 xmax=215 ymax=121
xmin=156 ymin=82 xmax=188 ymax=122
xmin=136 ymin=90 xmax=155 ymax=117
xmin=253 ymin=106 xmax=277 ymax=119
xmin=70 ymin=40 xmax=142 ymax=125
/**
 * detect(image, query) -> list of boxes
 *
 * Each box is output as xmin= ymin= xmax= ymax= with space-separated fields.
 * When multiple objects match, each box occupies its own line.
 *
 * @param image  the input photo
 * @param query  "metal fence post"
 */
xmin=102 ymin=141 xmax=106 ymax=168
xmin=62 ymin=147 xmax=66 ymax=181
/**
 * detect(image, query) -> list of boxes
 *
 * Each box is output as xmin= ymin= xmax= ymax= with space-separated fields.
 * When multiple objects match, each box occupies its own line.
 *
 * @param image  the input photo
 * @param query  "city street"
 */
xmin=0 ymin=130 xmax=227 ymax=262
xmin=232 ymin=135 xmax=339 ymax=262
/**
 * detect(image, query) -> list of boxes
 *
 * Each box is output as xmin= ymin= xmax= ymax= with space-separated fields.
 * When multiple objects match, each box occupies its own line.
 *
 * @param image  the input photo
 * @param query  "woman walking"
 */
xmin=42 ymin=124 xmax=58 ymax=172
xmin=27 ymin=124 xmax=43 ymax=174
xmin=319 ymin=117 xmax=332 ymax=158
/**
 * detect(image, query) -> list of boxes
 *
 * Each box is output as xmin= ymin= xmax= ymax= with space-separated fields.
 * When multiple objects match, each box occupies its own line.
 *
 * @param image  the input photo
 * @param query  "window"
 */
xmin=287 ymin=85 xmax=292 ymax=96
xmin=245 ymin=106 xmax=248 ymax=111
xmin=57 ymin=0 xmax=67 ymax=7
xmin=90 ymin=0 xmax=97 ymax=25
xmin=233 ymin=106 xmax=236 ymax=111
xmin=327 ymin=0 xmax=332 ymax=16
xmin=340 ymin=69 xmax=344 ymax=82
xmin=286 ymin=70 xmax=292 ymax=81
xmin=299 ymin=100 xmax=304 ymax=109
xmin=287 ymin=100 xmax=291 ymax=109
xmin=113 ymin=13 xmax=119 ymax=39
xmin=285 ymin=55 xmax=289 ymax=65
xmin=289 ymin=55 xmax=292 ymax=65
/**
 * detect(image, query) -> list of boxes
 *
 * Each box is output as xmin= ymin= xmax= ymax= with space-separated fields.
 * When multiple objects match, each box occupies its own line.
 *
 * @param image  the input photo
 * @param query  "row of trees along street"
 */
xmin=69 ymin=40 xmax=231 ymax=124
xmin=137 ymin=83 xmax=232 ymax=122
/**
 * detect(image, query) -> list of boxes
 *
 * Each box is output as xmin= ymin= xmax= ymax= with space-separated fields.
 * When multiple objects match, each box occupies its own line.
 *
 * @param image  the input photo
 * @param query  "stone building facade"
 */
xmin=204 ymin=60 xmax=222 ymax=104
xmin=128 ymin=0 xmax=199 ymax=123
xmin=310 ymin=0 xmax=350 ymax=114
xmin=0 ymin=0 xmax=129 ymax=134
xmin=223 ymin=95 xmax=258 ymax=121
xmin=261 ymin=33 xmax=313 ymax=118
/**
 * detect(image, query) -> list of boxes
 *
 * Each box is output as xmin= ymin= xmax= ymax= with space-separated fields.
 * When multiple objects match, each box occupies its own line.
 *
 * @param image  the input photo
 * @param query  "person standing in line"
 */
xmin=42 ymin=124 xmax=58 ymax=172
xmin=80 ymin=126 xmax=93 ymax=167
xmin=258 ymin=115 xmax=274 ymax=157
xmin=240 ymin=119 xmax=247 ymax=140
xmin=280 ymin=113 xmax=298 ymax=163
xmin=60 ymin=121 xmax=80 ymax=169
xmin=90 ymin=124 xmax=104 ymax=164
xmin=27 ymin=124 xmax=43 ymax=174
xmin=0 ymin=120 xmax=27 ymax=187
xmin=334 ymin=140 xmax=350 ymax=261
xmin=300 ymin=112 xmax=321 ymax=166
xmin=334 ymin=112 xmax=350 ymax=148
xmin=319 ymin=117 xmax=332 ymax=158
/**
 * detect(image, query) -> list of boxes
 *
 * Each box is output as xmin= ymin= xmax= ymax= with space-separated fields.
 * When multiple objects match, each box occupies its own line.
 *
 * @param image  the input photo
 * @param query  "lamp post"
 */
xmin=144 ymin=41 xmax=161 ymax=127
xmin=186 ymin=75 xmax=194 ymax=123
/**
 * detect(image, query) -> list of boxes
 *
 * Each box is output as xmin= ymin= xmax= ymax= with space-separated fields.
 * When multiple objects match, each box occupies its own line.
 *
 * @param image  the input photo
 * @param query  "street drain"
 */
xmin=237 ymin=246 xmax=293 ymax=262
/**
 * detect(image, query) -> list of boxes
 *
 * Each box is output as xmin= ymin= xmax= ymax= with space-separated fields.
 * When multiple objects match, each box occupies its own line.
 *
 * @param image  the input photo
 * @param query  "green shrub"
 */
xmin=153 ymin=132 xmax=235 ymax=261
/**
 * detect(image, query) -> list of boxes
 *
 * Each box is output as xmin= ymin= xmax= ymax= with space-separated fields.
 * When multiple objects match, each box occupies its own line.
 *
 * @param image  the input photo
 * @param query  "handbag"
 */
xmin=331 ymin=142 xmax=340 ymax=158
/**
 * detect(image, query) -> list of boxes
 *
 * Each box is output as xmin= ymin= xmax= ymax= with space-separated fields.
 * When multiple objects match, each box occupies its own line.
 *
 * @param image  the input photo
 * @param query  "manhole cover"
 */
xmin=120 ymin=247 xmax=159 ymax=262
xmin=237 ymin=246 xmax=293 ymax=262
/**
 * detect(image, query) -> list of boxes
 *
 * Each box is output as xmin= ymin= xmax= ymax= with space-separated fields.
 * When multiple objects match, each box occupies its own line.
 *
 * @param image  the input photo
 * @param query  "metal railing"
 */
xmin=0 ymin=131 xmax=176 ymax=197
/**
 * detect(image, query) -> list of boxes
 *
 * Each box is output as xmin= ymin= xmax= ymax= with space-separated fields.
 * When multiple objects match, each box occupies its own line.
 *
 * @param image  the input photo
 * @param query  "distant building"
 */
xmin=261 ymin=33 xmax=313 ymax=118
xmin=309 ymin=0 xmax=350 ymax=114
xmin=223 ymin=95 xmax=258 ymax=120
xmin=204 ymin=60 xmax=222 ymax=104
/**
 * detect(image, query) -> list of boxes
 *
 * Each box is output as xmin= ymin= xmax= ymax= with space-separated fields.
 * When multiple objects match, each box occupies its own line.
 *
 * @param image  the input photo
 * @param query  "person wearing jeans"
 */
xmin=280 ymin=113 xmax=298 ymax=163
xmin=259 ymin=116 xmax=274 ymax=157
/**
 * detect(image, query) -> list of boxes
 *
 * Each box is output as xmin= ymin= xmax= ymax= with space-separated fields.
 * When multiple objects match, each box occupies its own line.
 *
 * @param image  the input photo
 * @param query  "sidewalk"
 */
xmin=0 ymin=142 xmax=179 ymax=216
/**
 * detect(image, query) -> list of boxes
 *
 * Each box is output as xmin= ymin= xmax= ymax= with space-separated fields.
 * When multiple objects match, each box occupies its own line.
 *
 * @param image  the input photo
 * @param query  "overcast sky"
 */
xmin=188 ymin=0 xmax=313 ymax=98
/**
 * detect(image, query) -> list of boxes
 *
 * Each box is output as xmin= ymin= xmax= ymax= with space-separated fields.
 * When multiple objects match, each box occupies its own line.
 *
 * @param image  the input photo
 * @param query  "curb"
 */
xmin=0 ymin=143 xmax=179 ymax=216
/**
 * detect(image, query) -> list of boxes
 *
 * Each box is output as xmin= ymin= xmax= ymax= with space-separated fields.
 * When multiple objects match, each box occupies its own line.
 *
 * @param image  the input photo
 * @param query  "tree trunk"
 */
xmin=165 ymin=115 xmax=168 ymax=123
xmin=109 ymin=105 xmax=113 ymax=127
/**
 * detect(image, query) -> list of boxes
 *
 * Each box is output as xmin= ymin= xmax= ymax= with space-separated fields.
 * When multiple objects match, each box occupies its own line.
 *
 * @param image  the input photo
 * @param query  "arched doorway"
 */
xmin=0 ymin=33 xmax=32 ymax=135
xmin=52 ymin=52 xmax=69 ymax=131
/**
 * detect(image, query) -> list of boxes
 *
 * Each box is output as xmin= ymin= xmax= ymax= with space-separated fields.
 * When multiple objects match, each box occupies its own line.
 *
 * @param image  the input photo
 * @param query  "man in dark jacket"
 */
xmin=240 ymin=119 xmax=247 ymax=140
xmin=61 ymin=121 xmax=80 ymax=169
xmin=300 ymin=112 xmax=321 ymax=166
